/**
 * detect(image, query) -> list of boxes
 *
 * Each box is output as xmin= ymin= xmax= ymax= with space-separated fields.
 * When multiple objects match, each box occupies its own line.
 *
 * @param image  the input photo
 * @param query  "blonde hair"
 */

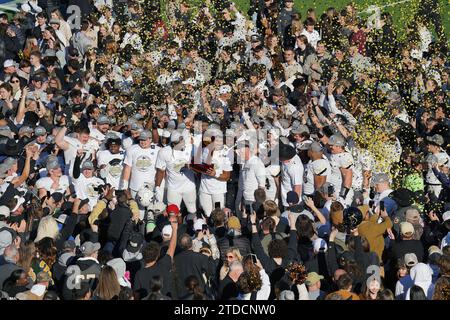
xmin=226 ymin=247 xmax=243 ymax=262
xmin=264 ymin=200 xmax=280 ymax=218
xmin=34 ymin=216 xmax=59 ymax=243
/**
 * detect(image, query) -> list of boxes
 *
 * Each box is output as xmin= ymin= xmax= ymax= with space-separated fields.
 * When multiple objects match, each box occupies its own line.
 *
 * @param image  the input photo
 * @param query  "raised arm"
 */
xmin=167 ymin=215 xmax=179 ymax=258
xmin=14 ymin=86 xmax=28 ymax=124
xmin=55 ymin=127 xmax=70 ymax=151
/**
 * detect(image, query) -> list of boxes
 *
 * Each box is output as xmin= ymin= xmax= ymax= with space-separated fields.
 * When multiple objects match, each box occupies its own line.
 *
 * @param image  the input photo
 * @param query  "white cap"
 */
xmin=194 ymin=218 xmax=205 ymax=231
xmin=12 ymin=196 xmax=25 ymax=212
xmin=21 ymin=3 xmax=31 ymax=12
xmin=442 ymin=211 xmax=450 ymax=223
xmin=313 ymin=238 xmax=328 ymax=253
xmin=3 ymin=59 xmax=15 ymax=68
xmin=219 ymin=85 xmax=232 ymax=95
xmin=162 ymin=225 xmax=173 ymax=238
xmin=162 ymin=130 xmax=171 ymax=138
xmin=0 ymin=205 xmax=10 ymax=218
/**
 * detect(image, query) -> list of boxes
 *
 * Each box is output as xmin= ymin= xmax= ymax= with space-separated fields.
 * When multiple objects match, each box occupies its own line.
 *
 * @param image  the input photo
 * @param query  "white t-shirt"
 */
xmin=122 ymin=136 xmax=135 ymax=151
xmin=90 ymin=128 xmax=106 ymax=144
xmin=63 ymin=136 xmax=98 ymax=176
xmin=239 ymin=155 xmax=267 ymax=202
xmin=327 ymin=152 xmax=354 ymax=194
xmin=300 ymin=29 xmax=321 ymax=49
xmin=155 ymin=145 xmax=196 ymax=191
xmin=200 ymin=148 xmax=233 ymax=195
xmin=73 ymin=174 xmax=105 ymax=210
xmin=124 ymin=144 xmax=160 ymax=191
xmin=303 ymin=157 xmax=331 ymax=195
xmin=36 ymin=176 xmax=71 ymax=195
xmin=97 ymin=149 xmax=125 ymax=189
xmin=351 ymin=147 xmax=375 ymax=191
xmin=281 ymin=155 xmax=304 ymax=206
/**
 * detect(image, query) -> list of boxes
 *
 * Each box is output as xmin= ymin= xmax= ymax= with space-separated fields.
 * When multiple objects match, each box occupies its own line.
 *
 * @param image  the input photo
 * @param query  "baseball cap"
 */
xmin=372 ymin=173 xmax=390 ymax=185
xmin=400 ymin=221 xmax=415 ymax=236
xmin=80 ymin=241 xmax=101 ymax=256
xmin=97 ymin=115 xmax=110 ymax=125
xmin=162 ymin=130 xmax=171 ymax=138
xmin=442 ymin=211 xmax=450 ymax=224
xmin=0 ymin=205 xmax=11 ymax=219
xmin=3 ymin=59 xmax=15 ymax=68
xmin=0 ymin=230 xmax=13 ymax=254
xmin=130 ymin=123 xmax=143 ymax=131
xmin=139 ymin=130 xmax=151 ymax=140
xmin=0 ymin=157 xmax=17 ymax=176
xmin=162 ymin=225 xmax=173 ymax=238
xmin=328 ymin=134 xmax=346 ymax=147
xmin=34 ymin=126 xmax=47 ymax=137
xmin=81 ymin=160 xmax=94 ymax=171
xmin=279 ymin=290 xmax=295 ymax=300
xmin=219 ymin=85 xmax=232 ymax=95
xmin=127 ymin=233 xmax=144 ymax=253
xmin=309 ymin=141 xmax=323 ymax=152
xmin=19 ymin=126 xmax=34 ymax=135
xmin=63 ymin=240 xmax=76 ymax=251
xmin=305 ymin=272 xmax=324 ymax=286
xmin=79 ymin=198 xmax=90 ymax=209
xmin=426 ymin=134 xmax=444 ymax=147
xmin=46 ymin=159 xmax=60 ymax=171
xmin=250 ymin=35 xmax=262 ymax=43
xmin=170 ymin=130 xmax=183 ymax=144
xmin=404 ymin=253 xmax=418 ymax=267
xmin=313 ymin=238 xmax=328 ymax=253
xmin=291 ymin=123 xmax=310 ymax=135
xmin=166 ymin=204 xmax=180 ymax=216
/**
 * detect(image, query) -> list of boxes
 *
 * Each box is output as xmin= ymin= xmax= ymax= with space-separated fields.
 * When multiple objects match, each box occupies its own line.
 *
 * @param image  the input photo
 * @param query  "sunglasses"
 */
xmin=10 ymin=80 xmax=19 ymax=83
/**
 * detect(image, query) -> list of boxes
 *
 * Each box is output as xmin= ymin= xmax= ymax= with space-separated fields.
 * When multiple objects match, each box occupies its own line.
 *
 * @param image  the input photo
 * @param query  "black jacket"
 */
xmin=173 ymin=250 xmax=216 ymax=299
xmin=61 ymin=256 xmax=101 ymax=300
xmin=106 ymin=203 xmax=132 ymax=243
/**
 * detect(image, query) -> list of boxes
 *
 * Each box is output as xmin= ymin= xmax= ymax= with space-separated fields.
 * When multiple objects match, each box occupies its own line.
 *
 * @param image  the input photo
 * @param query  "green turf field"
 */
xmin=231 ymin=0 xmax=450 ymax=37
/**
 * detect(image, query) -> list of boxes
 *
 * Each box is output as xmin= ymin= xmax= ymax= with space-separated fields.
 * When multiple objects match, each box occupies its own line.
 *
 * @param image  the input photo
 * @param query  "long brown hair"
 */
xmin=94 ymin=265 xmax=121 ymax=300
xmin=18 ymin=240 xmax=36 ymax=273
xmin=35 ymin=237 xmax=58 ymax=269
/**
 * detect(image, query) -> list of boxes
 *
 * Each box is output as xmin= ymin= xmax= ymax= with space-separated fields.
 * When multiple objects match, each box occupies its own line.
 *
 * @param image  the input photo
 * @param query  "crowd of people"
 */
xmin=0 ymin=0 xmax=449 ymax=300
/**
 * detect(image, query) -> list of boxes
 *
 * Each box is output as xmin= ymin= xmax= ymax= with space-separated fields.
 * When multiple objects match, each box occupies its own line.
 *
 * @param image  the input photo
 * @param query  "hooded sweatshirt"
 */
xmin=406 ymin=263 xmax=435 ymax=300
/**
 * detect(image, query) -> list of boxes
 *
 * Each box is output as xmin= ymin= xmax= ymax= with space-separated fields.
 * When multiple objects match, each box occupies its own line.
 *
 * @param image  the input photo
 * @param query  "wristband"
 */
xmin=340 ymin=187 xmax=349 ymax=198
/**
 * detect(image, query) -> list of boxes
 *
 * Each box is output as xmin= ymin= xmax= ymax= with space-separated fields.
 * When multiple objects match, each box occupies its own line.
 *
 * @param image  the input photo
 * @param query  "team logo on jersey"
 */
xmin=86 ymin=184 xmax=97 ymax=197
xmin=136 ymin=155 xmax=152 ymax=172
xmin=108 ymin=158 xmax=123 ymax=177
